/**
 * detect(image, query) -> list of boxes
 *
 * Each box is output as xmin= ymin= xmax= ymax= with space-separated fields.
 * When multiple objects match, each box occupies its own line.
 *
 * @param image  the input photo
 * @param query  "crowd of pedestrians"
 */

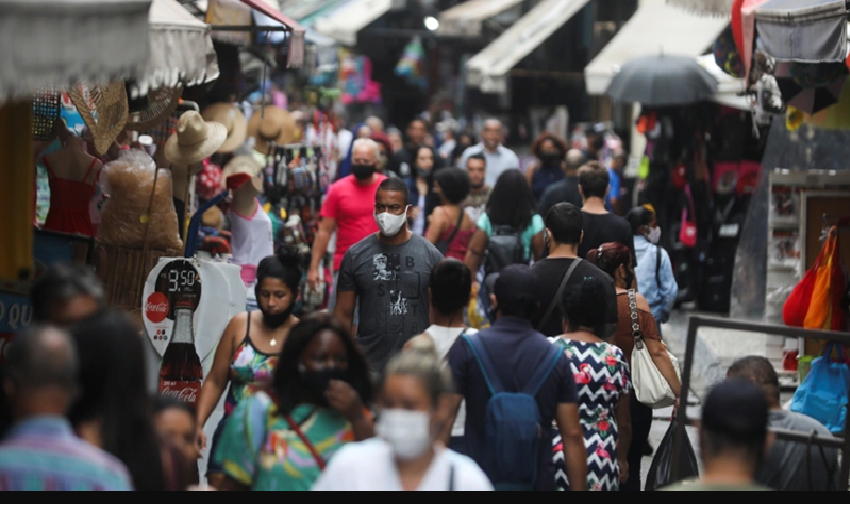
xmin=0 ymin=116 xmax=838 ymax=492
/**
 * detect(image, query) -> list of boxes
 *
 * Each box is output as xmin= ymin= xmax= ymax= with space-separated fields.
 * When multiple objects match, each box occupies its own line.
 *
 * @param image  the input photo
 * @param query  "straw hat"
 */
xmin=67 ymin=81 xmax=129 ymax=156
xmin=201 ymin=103 xmax=247 ymax=153
xmin=164 ymin=111 xmax=227 ymax=165
xmin=125 ymin=85 xmax=183 ymax=132
xmin=246 ymin=106 xmax=297 ymax=154
xmin=223 ymin=155 xmax=263 ymax=193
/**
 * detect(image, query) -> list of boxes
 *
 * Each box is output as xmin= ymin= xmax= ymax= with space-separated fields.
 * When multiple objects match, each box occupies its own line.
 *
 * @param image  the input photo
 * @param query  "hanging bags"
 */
xmin=679 ymin=185 xmax=697 ymax=248
xmin=784 ymin=227 xmax=843 ymax=329
xmin=790 ymin=342 xmax=849 ymax=435
xmin=628 ymin=290 xmax=680 ymax=408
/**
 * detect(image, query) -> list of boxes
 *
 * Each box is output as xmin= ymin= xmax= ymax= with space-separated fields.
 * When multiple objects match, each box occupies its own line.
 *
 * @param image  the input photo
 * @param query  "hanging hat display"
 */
xmin=246 ymin=106 xmax=297 ymax=154
xmin=201 ymin=103 xmax=248 ymax=153
xmin=67 ymin=81 xmax=129 ymax=155
xmin=125 ymin=85 xmax=183 ymax=131
xmin=223 ymin=155 xmax=263 ymax=192
xmin=164 ymin=110 xmax=227 ymax=165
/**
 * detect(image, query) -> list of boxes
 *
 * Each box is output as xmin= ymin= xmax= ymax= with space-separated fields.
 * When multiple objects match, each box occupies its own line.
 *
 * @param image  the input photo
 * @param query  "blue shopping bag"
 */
xmin=790 ymin=342 xmax=849 ymax=434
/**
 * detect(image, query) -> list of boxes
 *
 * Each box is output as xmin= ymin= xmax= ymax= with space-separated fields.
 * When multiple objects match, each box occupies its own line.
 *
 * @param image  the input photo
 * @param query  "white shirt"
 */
xmin=337 ymin=129 xmax=353 ymax=160
xmin=312 ymin=438 xmax=493 ymax=491
xmin=458 ymin=143 xmax=520 ymax=188
xmin=229 ymin=199 xmax=274 ymax=267
xmin=424 ymin=325 xmax=476 ymax=437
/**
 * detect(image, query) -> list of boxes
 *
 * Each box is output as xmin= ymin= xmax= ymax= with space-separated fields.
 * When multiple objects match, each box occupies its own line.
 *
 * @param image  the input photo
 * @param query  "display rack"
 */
xmin=671 ymin=316 xmax=850 ymax=489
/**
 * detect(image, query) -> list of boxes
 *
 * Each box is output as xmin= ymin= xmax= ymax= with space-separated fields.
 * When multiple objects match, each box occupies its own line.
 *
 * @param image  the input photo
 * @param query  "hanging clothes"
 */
xmin=42 ymin=157 xmax=98 ymax=236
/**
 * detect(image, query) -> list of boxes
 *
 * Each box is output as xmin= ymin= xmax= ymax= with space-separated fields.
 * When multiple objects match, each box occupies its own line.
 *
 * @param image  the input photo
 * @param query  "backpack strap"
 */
xmin=537 ymin=259 xmax=582 ymax=332
xmin=521 ymin=342 xmax=563 ymax=397
xmin=462 ymin=332 xmax=504 ymax=395
xmin=655 ymin=245 xmax=662 ymax=290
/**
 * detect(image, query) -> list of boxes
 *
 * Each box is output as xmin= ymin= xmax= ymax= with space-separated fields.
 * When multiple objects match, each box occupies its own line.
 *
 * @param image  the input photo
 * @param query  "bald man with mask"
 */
xmin=458 ymin=119 xmax=520 ymax=188
xmin=538 ymin=149 xmax=585 ymax=220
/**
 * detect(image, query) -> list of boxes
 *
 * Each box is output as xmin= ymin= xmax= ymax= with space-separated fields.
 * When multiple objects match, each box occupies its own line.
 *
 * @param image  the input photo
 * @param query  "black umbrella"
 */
xmin=606 ymin=54 xmax=719 ymax=106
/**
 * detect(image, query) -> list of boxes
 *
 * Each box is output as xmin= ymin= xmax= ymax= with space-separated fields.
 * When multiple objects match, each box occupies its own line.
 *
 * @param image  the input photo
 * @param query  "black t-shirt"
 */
xmin=578 ymin=211 xmax=636 ymax=266
xmin=531 ymin=257 xmax=619 ymax=338
xmin=539 ymin=177 xmax=582 ymax=220
xmin=447 ymin=317 xmax=578 ymax=491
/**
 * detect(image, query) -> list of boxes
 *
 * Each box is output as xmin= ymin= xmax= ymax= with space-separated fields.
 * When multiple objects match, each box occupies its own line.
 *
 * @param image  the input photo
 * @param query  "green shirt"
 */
xmin=661 ymin=480 xmax=773 ymax=492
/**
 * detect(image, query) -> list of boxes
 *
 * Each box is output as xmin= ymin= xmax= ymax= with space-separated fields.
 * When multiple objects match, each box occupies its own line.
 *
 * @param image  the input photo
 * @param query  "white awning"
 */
xmin=313 ymin=0 xmax=392 ymax=47
xmin=437 ymin=0 xmax=524 ymax=37
xmin=139 ymin=0 xmax=219 ymax=96
xmin=585 ymin=0 xmax=727 ymax=95
xmin=466 ymin=0 xmax=591 ymax=94
xmin=0 ymin=0 xmax=152 ymax=103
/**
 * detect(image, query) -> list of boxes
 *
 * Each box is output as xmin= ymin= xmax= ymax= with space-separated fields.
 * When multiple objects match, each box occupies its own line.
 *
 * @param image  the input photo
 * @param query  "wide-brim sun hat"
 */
xmin=223 ymin=155 xmax=263 ymax=193
xmin=201 ymin=103 xmax=247 ymax=153
xmin=246 ymin=105 xmax=297 ymax=154
xmin=164 ymin=110 xmax=227 ymax=165
xmin=67 ymin=81 xmax=129 ymax=156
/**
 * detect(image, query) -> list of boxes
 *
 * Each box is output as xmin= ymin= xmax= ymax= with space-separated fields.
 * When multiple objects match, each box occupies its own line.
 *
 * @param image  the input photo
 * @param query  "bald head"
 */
xmin=482 ymin=119 xmax=503 ymax=152
xmin=565 ymin=149 xmax=585 ymax=172
xmin=5 ymin=326 xmax=78 ymax=393
xmin=366 ymin=115 xmax=384 ymax=134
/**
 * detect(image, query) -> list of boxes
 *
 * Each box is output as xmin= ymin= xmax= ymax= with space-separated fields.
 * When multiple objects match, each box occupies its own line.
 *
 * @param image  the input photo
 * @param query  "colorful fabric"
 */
xmin=225 ymin=334 xmax=279 ymax=417
xmin=216 ymin=393 xmax=356 ymax=491
xmin=0 ymin=417 xmax=132 ymax=491
xmin=549 ymin=338 xmax=631 ymax=492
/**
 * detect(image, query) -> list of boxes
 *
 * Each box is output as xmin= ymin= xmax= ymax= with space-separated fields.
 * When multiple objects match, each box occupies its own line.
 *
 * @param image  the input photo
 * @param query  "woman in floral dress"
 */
xmin=550 ymin=278 xmax=632 ymax=491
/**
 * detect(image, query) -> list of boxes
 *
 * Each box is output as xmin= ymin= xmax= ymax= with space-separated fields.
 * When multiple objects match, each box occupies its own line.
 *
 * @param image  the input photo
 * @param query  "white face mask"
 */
xmin=647 ymin=226 xmax=662 ymax=244
xmin=377 ymin=409 xmax=432 ymax=460
xmin=374 ymin=205 xmax=409 ymax=237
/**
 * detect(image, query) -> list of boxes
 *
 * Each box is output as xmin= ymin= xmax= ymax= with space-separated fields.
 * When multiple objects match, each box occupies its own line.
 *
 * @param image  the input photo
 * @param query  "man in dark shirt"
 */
xmin=577 ymin=162 xmax=636 ymax=266
xmin=532 ymin=203 xmax=619 ymax=338
xmin=539 ymin=149 xmax=585 ymax=220
xmin=444 ymin=265 xmax=587 ymax=491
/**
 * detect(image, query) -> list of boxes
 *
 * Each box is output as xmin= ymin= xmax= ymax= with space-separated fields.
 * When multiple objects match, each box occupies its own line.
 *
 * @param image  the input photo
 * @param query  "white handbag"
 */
xmin=628 ymin=290 xmax=680 ymax=409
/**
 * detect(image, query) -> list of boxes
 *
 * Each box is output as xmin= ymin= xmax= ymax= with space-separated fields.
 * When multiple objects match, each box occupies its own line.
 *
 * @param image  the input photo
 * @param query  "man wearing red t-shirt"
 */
xmin=308 ymin=138 xmax=387 ymax=311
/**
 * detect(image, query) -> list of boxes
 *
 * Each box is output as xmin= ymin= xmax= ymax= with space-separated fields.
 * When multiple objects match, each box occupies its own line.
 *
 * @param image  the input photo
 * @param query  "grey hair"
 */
xmin=483 ymin=118 xmax=503 ymax=131
xmin=383 ymin=336 xmax=455 ymax=407
xmin=366 ymin=115 xmax=384 ymax=131
xmin=5 ymin=325 xmax=78 ymax=391
xmin=352 ymin=138 xmax=380 ymax=161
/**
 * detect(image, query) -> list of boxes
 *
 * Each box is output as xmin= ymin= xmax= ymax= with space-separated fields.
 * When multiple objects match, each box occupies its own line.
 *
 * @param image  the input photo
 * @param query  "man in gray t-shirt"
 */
xmin=335 ymin=178 xmax=443 ymax=374
xmin=728 ymin=356 xmax=841 ymax=491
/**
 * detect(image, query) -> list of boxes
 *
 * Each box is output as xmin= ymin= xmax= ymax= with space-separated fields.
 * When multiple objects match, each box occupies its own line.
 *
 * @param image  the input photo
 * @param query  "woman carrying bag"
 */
xmin=586 ymin=243 xmax=681 ymax=491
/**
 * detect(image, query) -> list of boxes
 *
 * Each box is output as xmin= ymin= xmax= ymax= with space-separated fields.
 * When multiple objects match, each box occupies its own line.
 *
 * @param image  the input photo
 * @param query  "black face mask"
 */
xmin=259 ymin=301 xmax=294 ymax=329
xmin=352 ymin=164 xmax=375 ymax=180
xmin=302 ymin=367 xmax=349 ymax=406
xmin=539 ymin=153 xmax=562 ymax=166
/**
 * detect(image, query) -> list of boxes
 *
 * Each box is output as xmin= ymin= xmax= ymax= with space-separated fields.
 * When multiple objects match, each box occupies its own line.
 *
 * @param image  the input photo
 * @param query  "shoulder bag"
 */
xmin=536 ymin=259 xmax=582 ymax=333
xmin=628 ymin=289 xmax=680 ymax=409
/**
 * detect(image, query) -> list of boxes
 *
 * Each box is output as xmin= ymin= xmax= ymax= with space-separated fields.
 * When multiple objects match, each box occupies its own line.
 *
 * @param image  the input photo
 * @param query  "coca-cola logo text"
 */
xmin=160 ymin=381 xmax=201 ymax=405
xmin=146 ymin=292 xmax=169 ymax=324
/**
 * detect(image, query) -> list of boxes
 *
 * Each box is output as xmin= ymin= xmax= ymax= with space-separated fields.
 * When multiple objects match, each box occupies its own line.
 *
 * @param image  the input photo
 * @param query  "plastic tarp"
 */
xmin=585 ymin=0 xmax=727 ymax=96
xmin=755 ymin=0 xmax=848 ymax=63
xmin=466 ymin=0 xmax=591 ymax=95
xmin=0 ymin=0 xmax=152 ymax=103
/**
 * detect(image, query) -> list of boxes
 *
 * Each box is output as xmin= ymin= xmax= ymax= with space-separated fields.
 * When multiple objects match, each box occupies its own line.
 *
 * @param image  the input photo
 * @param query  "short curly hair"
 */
xmin=530 ymin=131 xmax=568 ymax=158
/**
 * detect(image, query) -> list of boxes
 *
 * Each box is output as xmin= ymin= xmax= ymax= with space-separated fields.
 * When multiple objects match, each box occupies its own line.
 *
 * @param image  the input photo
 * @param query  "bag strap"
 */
xmin=444 ymin=207 xmax=464 ymax=246
xmin=628 ymin=289 xmax=644 ymax=346
xmin=684 ymin=185 xmax=696 ymax=219
xmin=522 ymin=342 xmax=563 ymax=397
xmin=537 ymin=259 xmax=582 ymax=332
xmin=284 ymin=412 xmax=326 ymax=471
xmin=448 ymin=462 xmax=455 ymax=491
xmin=463 ymin=332 xmax=504 ymax=395
xmin=655 ymin=245 xmax=662 ymax=290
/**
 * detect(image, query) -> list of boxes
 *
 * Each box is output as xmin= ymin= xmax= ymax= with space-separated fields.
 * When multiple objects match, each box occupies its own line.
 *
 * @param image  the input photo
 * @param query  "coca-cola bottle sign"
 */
xmin=145 ymin=292 xmax=169 ymax=323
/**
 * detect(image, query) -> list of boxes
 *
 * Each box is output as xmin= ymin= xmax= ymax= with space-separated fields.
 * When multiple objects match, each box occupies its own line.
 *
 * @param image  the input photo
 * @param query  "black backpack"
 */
xmin=485 ymin=224 xmax=527 ymax=275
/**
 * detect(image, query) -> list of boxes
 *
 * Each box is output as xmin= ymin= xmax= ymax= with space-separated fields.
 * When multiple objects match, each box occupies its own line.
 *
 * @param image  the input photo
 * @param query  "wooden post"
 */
xmin=0 ymin=101 xmax=34 ymax=281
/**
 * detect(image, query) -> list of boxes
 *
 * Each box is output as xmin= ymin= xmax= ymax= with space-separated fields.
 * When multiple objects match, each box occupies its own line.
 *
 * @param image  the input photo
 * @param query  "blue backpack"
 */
xmin=462 ymin=332 xmax=562 ymax=491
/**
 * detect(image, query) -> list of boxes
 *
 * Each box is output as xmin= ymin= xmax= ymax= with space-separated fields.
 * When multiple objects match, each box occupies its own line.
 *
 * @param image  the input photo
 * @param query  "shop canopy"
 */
xmin=0 ymin=0 xmax=152 ymax=103
xmin=754 ymin=0 xmax=848 ymax=63
xmin=313 ymin=0 xmax=393 ymax=47
xmin=437 ymin=0 xmax=524 ymax=37
xmin=139 ymin=0 xmax=219 ymax=96
xmin=665 ymin=0 xmax=734 ymax=16
xmin=465 ymin=0 xmax=591 ymax=95
xmin=585 ymin=0 xmax=727 ymax=96
xmin=205 ymin=0 xmax=305 ymax=66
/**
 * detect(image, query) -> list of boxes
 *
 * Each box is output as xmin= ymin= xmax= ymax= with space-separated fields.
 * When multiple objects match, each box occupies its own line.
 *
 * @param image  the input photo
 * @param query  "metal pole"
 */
xmin=670 ymin=315 xmax=700 ymax=483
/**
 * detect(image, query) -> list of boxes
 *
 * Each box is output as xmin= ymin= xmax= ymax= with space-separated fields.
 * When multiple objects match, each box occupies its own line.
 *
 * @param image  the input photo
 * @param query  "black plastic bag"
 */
xmin=645 ymin=417 xmax=699 ymax=491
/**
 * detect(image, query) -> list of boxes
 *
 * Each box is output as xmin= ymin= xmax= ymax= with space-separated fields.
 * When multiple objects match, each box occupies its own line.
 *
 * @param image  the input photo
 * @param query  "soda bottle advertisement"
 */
xmin=159 ymin=301 xmax=203 ymax=409
xmin=143 ymin=259 xmax=202 ymax=357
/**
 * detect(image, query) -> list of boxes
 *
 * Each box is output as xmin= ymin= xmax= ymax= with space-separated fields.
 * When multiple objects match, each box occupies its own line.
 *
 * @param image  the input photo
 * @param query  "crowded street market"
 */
xmin=1 ymin=0 xmax=849 ymax=492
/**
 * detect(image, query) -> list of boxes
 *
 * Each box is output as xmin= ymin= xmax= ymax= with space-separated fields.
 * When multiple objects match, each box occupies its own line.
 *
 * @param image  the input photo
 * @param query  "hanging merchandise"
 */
xmin=67 ymin=81 xmax=129 ymax=156
xmin=246 ymin=105 xmax=297 ymax=154
xmin=340 ymin=50 xmax=382 ymax=105
xmin=395 ymin=37 xmax=428 ymax=89
xmin=223 ymin=156 xmax=272 ymax=289
xmin=783 ymin=227 xmax=846 ymax=330
xmin=200 ymin=102 xmax=248 ymax=153
xmin=679 ymin=185 xmax=698 ymax=248
xmin=790 ymin=342 xmax=849 ymax=434
xmin=713 ymin=24 xmax=744 ymax=78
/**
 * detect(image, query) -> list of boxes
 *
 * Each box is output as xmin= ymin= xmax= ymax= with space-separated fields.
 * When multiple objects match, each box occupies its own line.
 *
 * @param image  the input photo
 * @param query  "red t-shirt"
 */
xmin=321 ymin=174 xmax=387 ymax=270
